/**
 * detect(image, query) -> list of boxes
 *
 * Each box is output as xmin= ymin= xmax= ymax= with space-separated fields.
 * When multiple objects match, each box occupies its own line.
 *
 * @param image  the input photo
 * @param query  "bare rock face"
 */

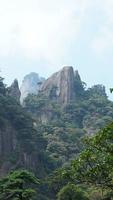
xmin=41 ymin=66 xmax=77 ymax=104
xmin=0 ymin=122 xmax=18 ymax=176
xmin=20 ymin=72 xmax=45 ymax=104
xmin=8 ymin=79 xmax=21 ymax=103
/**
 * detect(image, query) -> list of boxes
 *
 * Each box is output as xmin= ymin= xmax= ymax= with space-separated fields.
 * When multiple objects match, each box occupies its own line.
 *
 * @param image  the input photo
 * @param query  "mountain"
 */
xmin=1 ymin=67 xmax=113 ymax=200
xmin=20 ymin=67 xmax=84 ymax=105
xmin=23 ymin=67 xmax=113 ymax=167
xmin=1 ymin=66 xmax=113 ymax=174
xmin=1 ymin=67 xmax=113 ymax=199
xmin=20 ymin=72 xmax=45 ymax=104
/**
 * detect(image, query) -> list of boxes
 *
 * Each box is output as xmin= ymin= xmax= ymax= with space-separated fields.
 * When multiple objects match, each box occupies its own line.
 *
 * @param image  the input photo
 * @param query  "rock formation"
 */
xmin=40 ymin=66 xmax=82 ymax=104
xmin=20 ymin=72 xmax=45 ymax=104
xmin=20 ymin=67 xmax=83 ymax=105
xmin=8 ymin=79 xmax=21 ymax=103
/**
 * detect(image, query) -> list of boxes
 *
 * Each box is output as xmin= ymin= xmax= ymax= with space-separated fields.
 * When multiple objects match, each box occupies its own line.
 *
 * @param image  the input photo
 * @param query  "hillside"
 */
xmin=1 ymin=66 xmax=113 ymax=172
xmin=23 ymin=67 xmax=113 ymax=167
xmin=0 ymin=77 xmax=54 ymax=177
xmin=0 ymin=67 xmax=113 ymax=199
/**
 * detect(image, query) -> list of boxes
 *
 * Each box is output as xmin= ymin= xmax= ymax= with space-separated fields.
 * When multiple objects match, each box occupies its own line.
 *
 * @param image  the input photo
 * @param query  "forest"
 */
xmin=0 ymin=73 xmax=113 ymax=200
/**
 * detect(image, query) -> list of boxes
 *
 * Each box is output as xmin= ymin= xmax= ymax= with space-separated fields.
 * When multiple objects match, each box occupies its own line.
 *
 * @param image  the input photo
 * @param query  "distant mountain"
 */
xmin=20 ymin=72 xmax=45 ymax=104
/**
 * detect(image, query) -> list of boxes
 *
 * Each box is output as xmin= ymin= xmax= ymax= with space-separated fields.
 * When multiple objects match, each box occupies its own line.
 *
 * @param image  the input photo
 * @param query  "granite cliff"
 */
xmin=20 ymin=67 xmax=84 ymax=105
xmin=40 ymin=66 xmax=84 ymax=104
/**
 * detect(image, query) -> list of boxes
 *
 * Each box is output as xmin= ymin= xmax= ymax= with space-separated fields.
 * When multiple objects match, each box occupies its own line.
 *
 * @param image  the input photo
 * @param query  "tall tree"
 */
xmin=57 ymin=183 xmax=88 ymax=200
xmin=65 ymin=122 xmax=113 ymax=199
xmin=0 ymin=170 xmax=39 ymax=200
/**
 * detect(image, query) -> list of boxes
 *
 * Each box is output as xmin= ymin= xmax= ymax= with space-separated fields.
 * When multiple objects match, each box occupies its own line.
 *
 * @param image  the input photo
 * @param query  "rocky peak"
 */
xmin=8 ymin=79 xmax=21 ymax=102
xmin=41 ymin=66 xmax=79 ymax=104
xmin=62 ymin=66 xmax=73 ymax=71
xmin=20 ymin=72 xmax=45 ymax=104
xmin=75 ymin=70 xmax=81 ymax=81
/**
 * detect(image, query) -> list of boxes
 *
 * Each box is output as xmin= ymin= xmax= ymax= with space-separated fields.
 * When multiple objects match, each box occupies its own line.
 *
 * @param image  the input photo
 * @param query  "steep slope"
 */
xmin=1 ymin=67 xmax=113 ymax=176
xmin=0 ymin=77 xmax=53 ymax=177
xmin=24 ymin=68 xmax=113 ymax=167
xmin=20 ymin=72 xmax=45 ymax=104
xmin=1 ymin=68 xmax=113 ymax=200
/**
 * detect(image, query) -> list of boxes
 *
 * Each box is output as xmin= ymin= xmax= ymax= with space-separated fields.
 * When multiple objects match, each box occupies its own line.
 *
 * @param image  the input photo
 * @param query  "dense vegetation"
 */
xmin=0 ymin=77 xmax=55 ymax=177
xmin=1 ymin=76 xmax=113 ymax=199
xmin=0 ymin=170 xmax=39 ymax=200
xmin=48 ymin=121 xmax=113 ymax=200
xmin=24 ymin=83 xmax=113 ymax=168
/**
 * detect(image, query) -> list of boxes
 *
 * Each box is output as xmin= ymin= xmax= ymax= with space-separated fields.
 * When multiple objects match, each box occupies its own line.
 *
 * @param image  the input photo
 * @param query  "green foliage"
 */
xmin=48 ymin=121 xmax=113 ymax=199
xmin=57 ymin=122 xmax=113 ymax=200
xmin=87 ymin=85 xmax=107 ymax=98
xmin=1 ymin=76 xmax=113 ymax=199
xmin=110 ymin=88 xmax=113 ymax=93
xmin=57 ymin=184 xmax=88 ymax=200
xmin=47 ymin=168 xmax=69 ymax=195
xmin=24 ymin=94 xmax=48 ymax=112
xmin=23 ymin=82 xmax=113 ymax=169
xmin=0 ymin=76 xmax=54 ymax=180
xmin=0 ymin=169 xmax=39 ymax=200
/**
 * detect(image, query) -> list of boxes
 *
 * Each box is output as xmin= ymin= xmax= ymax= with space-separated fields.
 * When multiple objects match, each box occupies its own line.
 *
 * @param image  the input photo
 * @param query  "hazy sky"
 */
xmin=0 ymin=0 xmax=113 ymax=99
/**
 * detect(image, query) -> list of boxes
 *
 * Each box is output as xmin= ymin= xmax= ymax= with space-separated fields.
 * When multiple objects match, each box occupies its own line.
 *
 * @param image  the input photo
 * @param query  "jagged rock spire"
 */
xmin=8 ymin=79 xmax=21 ymax=102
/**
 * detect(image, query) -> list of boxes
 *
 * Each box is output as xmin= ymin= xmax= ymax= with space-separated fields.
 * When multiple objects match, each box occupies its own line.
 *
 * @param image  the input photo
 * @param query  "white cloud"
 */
xmin=92 ymin=26 xmax=113 ymax=54
xmin=0 ymin=0 xmax=90 ymax=63
xmin=91 ymin=0 xmax=113 ymax=55
xmin=102 ymin=0 xmax=113 ymax=23
xmin=2 ymin=0 xmax=113 ymax=62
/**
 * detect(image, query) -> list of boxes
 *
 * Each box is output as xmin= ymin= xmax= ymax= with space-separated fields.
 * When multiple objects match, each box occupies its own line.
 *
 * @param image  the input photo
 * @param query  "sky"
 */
xmin=0 ymin=0 xmax=113 ymax=99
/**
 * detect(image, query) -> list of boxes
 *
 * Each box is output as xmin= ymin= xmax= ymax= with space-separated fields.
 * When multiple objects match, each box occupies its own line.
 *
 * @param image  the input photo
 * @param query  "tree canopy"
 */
xmin=0 ymin=169 xmax=39 ymax=200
